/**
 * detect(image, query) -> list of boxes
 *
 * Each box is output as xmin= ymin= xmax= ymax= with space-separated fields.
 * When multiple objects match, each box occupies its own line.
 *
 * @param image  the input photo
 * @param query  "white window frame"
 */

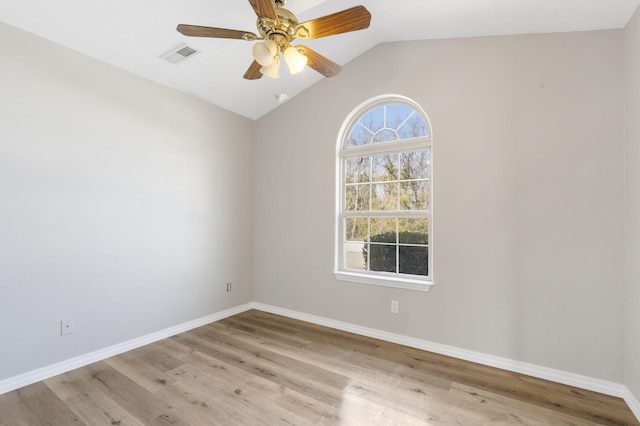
xmin=334 ymin=95 xmax=434 ymax=292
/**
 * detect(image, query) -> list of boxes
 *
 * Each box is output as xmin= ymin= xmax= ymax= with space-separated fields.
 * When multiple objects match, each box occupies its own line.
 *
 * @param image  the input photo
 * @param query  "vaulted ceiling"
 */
xmin=2 ymin=0 xmax=639 ymax=119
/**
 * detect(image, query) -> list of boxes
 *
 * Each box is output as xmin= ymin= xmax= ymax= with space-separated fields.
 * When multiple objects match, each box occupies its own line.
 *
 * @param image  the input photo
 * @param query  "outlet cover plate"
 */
xmin=61 ymin=319 xmax=73 ymax=336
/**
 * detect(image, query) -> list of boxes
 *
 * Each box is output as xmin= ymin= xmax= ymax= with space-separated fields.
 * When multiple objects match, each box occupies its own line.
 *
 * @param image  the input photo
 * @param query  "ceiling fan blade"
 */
xmin=297 ymin=46 xmax=342 ymax=77
xmin=248 ymin=0 xmax=279 ymax=24
xmin=296 ymin=6 xmax=371 ymax=40
xmin=177 ymin=24 xmax=258 ymax=40
xmin=243 ymin=60 xmax=264 ymax=80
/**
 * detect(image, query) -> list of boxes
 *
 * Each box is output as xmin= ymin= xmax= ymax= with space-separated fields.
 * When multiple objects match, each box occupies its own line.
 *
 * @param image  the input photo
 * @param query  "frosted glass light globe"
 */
xmin=252 ymin=40 xmax=278 ymax=67
xmin=260 ymin=55 xmax=280 ymax=79
xmin=283 ymin=46 xmax=307 ymax=74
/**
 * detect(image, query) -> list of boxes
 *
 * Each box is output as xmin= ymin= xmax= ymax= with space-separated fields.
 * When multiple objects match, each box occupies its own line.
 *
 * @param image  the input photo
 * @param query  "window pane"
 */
xmin=347 ymin=123 xmax=371 ymax=147
xmin=398 ymin=218 xmax=429 ymax=244
xmin=346 ymin=157 xmax=370 ymax=184
xmin=360 ymin=107 xmax=384 ymax=134
xmin=399 ymin=246 xmax=428 ymax=276
xmin=345 ymin=242 xmax=367 ymax=270
xmin=397 ymin=113 xmax=429 ymax=138
xmin=356 ymin=184 xmax=371 ymax=211
xmin=400 ymin=180 xmax=429 ymax=210
xmin=345 ymin=159 xmax=356 ymax=184
xmin=400 ymin=150 xmax=430 ymax=180
xmin=371 ymin=183 xmax=398 ymax=210
xmin=345 ymin=217 xmax=368 ymax=242
xmin=368 ymin=244 xmax=396 ymax=273
xmin=345 ymin=185 xmax=356 ymax=211
xmin=370 ymin=218 xmax=396 ymax=243
xmin=372 ymin=154 xmax=398 ymax=182
xmin=386 ymin=104 xmax=415 ymax=129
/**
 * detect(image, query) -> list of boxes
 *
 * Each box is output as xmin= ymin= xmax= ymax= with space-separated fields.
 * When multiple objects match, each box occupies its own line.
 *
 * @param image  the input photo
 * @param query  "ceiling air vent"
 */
xmin=160 ymin=44 xmax=199 ymax=64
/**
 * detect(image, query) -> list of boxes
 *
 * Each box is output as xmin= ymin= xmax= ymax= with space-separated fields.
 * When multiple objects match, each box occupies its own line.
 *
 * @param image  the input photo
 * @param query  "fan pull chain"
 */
xmin=275 ymin=54 xmax=289 ymax=103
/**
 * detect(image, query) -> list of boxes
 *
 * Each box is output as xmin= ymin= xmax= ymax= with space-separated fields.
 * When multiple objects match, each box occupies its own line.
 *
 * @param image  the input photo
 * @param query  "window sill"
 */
xmin=334 ymin=271 xmax=433 ymax=292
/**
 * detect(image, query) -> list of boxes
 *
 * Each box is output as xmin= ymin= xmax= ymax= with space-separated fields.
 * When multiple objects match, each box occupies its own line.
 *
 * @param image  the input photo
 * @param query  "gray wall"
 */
xmin=624 ymin=6 xmax=640 ymax=402
xmin=0 ymin=23 xmax=254 ymax=380
xmin=254 ymin=30 xmax=625 ymax=382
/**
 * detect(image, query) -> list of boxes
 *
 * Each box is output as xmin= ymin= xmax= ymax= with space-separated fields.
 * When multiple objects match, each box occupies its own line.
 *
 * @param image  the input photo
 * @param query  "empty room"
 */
xmin=1 ymin=0 xmax=640 ymax=424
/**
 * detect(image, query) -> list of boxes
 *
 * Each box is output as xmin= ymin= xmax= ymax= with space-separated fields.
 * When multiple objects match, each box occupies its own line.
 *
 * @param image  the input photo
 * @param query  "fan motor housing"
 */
xmin=257 ymin=6 xmax=298 ymax=41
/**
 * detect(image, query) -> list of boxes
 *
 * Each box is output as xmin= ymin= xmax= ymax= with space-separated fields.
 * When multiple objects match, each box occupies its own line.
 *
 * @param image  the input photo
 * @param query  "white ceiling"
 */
xmin=2 ymin=0 xmax=639 ymax=120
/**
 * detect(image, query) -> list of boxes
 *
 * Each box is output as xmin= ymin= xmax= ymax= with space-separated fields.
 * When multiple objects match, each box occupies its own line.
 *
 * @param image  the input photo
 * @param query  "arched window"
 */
xmin=335 ymin=95 xmax=433 ymax=291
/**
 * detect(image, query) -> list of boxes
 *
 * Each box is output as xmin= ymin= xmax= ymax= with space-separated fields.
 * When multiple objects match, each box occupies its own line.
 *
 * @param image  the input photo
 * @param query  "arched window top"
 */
xmin=343 ymin=97 xmax=431 ymax=149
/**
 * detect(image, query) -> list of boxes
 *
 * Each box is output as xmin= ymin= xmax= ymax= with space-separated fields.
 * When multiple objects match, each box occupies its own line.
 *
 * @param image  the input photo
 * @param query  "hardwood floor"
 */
xmin=0 ymin=310 xmax=637 ymax=425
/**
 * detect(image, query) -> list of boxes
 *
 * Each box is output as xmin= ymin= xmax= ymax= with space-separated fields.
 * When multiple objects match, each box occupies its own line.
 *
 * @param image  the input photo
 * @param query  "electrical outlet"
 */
xmin=61 ymin=318 xmax=73 ymax=336
xmin=391 ymin=300 xmax=399 ymax=314
xmin=226 ymin=282 xmax=232 ymax=292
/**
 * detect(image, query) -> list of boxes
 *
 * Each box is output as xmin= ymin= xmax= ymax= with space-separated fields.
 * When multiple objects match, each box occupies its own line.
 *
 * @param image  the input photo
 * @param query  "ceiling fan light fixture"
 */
xmin=283 ymin=46 xmax=307 ymax=75
xmin=252 ymin=39 xmax=278 ymax=66
xmin=260 ymin=55 xmax=280 ymax=79
xmin=176 ymin=2 xmax=371 ymax=82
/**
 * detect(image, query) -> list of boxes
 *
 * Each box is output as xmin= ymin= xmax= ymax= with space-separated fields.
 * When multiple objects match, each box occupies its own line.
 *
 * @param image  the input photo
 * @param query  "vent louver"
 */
xmin=160 ymin=44 xmax=199 ymax=64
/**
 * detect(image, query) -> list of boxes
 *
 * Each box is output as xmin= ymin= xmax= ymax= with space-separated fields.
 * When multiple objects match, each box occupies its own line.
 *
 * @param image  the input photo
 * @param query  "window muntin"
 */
xmin=336 ymin=97 xmax=433 ymax=291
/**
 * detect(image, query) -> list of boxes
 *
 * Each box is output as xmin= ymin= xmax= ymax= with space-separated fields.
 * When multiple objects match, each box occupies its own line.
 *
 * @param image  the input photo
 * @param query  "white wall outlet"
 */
xmin=391 ymin=300 xmax=399 ymax=314
xmin=60 ymin=318 xmax=73 ymax=336
xmin=226 ymin=282 xmax=232 ymax=292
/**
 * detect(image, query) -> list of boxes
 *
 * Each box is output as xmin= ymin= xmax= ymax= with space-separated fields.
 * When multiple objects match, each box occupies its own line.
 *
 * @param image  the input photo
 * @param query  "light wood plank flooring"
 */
xmin=0 ymin=310 xmax=637 ymax=425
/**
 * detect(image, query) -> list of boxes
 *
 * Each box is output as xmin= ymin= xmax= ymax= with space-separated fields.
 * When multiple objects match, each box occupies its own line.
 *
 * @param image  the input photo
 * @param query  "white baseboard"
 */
xmin=0 ymin=303 xmax=253 ymax=396
xmin=253 ymin=302 xmax=639 ymax=418
xmin=2 ymin=301 xmax=639 ymax=424
xmin=625 ymin=387 xmax=640 ymax=422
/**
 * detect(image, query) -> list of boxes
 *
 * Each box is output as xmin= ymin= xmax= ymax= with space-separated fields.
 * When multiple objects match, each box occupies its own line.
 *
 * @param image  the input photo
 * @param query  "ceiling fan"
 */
xmin=177 ymin=0 xmax=371 ymax=80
